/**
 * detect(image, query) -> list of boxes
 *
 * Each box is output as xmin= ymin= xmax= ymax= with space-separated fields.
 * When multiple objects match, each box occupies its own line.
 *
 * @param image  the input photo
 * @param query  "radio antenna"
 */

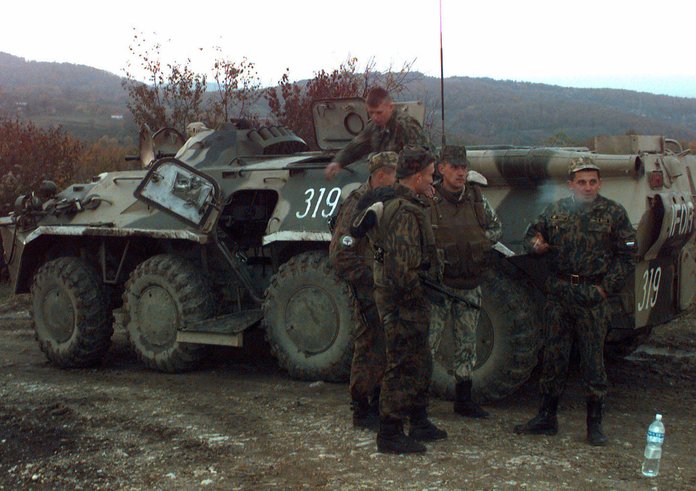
xmin=439 ymin=0 xmax=446 ymax=148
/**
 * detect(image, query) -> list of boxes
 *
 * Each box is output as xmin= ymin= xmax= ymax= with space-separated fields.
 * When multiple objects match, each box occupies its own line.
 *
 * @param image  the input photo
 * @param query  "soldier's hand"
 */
xmin=421 ymin=184 xmax=436 ymax=199
xmin=324 ymin=162 xmax=342 ymax=180
xmin=532 ymin=233 xmax=550 ymax=254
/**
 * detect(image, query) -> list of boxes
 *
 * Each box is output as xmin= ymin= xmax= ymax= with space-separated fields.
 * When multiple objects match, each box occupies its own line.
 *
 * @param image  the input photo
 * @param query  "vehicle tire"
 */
xmin=123 ymin=254 xmax=213 ymax=372
xmin=430 ymin=267 xmax=542 ymax=402
xmin=31 ymin=257 xmax=113 ymax=367
xmin=263 ymin=251 xmax=355 ymax=382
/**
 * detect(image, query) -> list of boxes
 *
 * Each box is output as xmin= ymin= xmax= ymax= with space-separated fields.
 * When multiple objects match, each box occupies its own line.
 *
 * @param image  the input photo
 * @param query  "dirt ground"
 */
xmin=0 ymin=292 xmax=693 ymax=491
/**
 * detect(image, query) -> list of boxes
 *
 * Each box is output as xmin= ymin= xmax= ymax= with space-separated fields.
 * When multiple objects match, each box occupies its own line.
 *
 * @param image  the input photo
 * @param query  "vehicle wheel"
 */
xmin=31 ymin=257 xmax=113 ymax=367
xmin=263 ymin=251 xmax=355 ymax=382
xmin=430 ymin=267 xmax=542 ymax=402
xmin=123 ymin=254 xmax=213 ymax=372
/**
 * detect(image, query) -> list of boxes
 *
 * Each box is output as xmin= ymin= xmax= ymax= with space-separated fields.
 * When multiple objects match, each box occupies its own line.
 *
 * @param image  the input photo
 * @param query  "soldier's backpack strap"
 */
xmin=470 ymin=184 xmax=489 ymax=229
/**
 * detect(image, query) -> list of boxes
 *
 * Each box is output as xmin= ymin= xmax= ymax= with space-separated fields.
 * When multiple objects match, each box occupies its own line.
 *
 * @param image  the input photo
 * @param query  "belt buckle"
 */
xmin=570 ymin=274 xmax=580 ymax=285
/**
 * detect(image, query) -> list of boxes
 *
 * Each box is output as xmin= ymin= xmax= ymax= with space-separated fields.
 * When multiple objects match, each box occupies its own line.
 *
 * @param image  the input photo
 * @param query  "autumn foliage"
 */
xmin=0 ymin=120 xmax=83 ymax=214
xmin=265 ymin=58 xmax=415 ymax=149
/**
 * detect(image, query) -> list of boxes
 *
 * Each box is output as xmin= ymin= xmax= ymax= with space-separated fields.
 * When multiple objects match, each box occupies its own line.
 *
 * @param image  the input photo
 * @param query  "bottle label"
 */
xmin=647 ymin=430 xmax=664 ymax=442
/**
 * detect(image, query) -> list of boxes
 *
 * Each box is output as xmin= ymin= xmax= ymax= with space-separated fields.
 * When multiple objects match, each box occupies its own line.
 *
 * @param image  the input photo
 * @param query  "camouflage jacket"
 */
xmin=329 ymin=181 xmax=373 ymax=288
xmin=334 ymin=112 xmax=428 ymax=168
xmin=524 ymin=194 xmax=636 ymax=295
xmin=372 ymin=183 xmax=440 ymax=304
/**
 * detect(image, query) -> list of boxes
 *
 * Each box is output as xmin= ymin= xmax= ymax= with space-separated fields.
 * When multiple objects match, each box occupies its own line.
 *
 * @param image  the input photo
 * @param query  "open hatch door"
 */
xmin=313 ymin=97 xmax=426 ymax=151
xmin=134 ymin=157 xmax=222 ymax=232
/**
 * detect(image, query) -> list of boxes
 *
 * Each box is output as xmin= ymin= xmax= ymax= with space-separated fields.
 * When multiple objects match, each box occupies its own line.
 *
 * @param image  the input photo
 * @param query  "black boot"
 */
xmin=408 ymin=407 xmax=448 ymax=442
xmin=587 ymin=397 xmax=608 ymax=446
xmin=514 ymin=395 xmax=559 ymax=435
xmin=376 ymin=417 xmax=426 ymax=454
xmin=453 ymin=380 xmax=489 ymax=418
xmin=352 ymin=398 xmax=379 ymax=431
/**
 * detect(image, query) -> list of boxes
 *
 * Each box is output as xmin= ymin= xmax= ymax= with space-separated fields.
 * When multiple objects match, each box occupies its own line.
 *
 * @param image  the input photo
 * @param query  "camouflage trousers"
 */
xmin=539 ymin=281 xmax=610 ymax=399
xmin=349 ymin=283 xmax=386 ymax=402
xmin=429 ymin=286 xmax=482 ymax=382
xmin=374 ymin=288 xmax=432 ymax=421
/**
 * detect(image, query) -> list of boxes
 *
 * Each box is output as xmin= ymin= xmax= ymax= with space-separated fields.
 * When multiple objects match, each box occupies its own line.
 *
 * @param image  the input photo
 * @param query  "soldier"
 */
xmin=514 ymin=156 xmax=636 ymax=446
xmin=324 ymin=86 xmax=428 ymax=180
xmin=429 ymin=145 xmax=502 ymax=418
xmin=329 ymin=151 xmax=398 ymax=431
xmin=354 ymin=146 xmax=447 ymax=454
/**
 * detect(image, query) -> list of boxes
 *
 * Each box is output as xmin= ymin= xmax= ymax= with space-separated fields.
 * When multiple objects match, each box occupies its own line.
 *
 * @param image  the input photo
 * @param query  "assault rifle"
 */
xmin=420 ymin=276 xmax=481 ymax=310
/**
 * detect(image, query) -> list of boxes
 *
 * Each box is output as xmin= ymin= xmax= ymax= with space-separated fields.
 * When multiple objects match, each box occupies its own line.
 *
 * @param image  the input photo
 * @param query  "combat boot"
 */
xmin=453 ymin=380 xmax=489 ymax=418
xmin=376 ymin=417 xmax=426 ymax=454
xmin=408 ymin=407 xmax=448 ymax=441
xmin=513 ymin=395 xmax=559 ymax=435
xmin=352 ymin=398 xmax=379 ymax=431
xmin=587 ymin=397 xmax=608 ymax=446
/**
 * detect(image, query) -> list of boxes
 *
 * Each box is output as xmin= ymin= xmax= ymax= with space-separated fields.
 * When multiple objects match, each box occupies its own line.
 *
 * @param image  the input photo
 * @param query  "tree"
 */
xmin=122 ymin=31 xmax=207 ymax=133
xmin=0 ymin=119 xmax=83 ymax=215
xmin=208 ymin=49 xmax=262 ymax=126
xmin=265 ymin=58 xmax=415 ymax=149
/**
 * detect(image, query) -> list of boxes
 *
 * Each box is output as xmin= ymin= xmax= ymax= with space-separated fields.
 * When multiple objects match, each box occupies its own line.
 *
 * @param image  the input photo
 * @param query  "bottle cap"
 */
xmin=656 ymin=414 xmax=662 ymax=420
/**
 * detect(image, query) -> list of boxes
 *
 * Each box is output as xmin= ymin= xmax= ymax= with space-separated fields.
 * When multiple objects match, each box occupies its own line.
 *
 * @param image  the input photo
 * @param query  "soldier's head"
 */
xmin=397 ymin=145 xmax=436 ymax=195
xmin=368 ymin=151 xmax=398 ymax=188
xmin=366 ymin=86 xmax=393 ymax=128
xmin=438 ymin=145 xmax=469 ymax=193
xmin=568 ymin=156 xmax=601 ymax=203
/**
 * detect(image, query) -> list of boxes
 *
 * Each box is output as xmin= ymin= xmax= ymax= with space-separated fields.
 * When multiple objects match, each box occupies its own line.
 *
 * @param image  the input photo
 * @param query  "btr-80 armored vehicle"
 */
xmin=1 ymin=98 xmax=694 ymax=401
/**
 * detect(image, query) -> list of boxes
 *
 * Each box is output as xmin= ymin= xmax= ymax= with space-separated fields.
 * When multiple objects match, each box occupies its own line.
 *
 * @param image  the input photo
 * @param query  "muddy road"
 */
xmin=0 ymin=293 xmax=694 ymax=490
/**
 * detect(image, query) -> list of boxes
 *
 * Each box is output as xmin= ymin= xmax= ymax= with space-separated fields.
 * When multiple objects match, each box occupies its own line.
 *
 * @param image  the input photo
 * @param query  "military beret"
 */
xmin=440 ymin=145 xmax=469 ymax=167
xmin=396 ymin=145 xmax=435 ymax=178
xmin=368 ymin=151 xmax=398 ymax=174
xmin=568 ymin=156 xmax=600 ymax=176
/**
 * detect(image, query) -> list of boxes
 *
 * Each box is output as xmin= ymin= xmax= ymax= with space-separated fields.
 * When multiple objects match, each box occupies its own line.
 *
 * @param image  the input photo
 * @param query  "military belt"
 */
xmin=557 ymin=273 xmax=603 ymax=286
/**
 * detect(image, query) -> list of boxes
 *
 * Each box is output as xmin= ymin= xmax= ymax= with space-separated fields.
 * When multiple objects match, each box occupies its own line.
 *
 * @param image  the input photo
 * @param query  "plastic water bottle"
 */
xmin=641 ymin=414 xmax=665 ymax=477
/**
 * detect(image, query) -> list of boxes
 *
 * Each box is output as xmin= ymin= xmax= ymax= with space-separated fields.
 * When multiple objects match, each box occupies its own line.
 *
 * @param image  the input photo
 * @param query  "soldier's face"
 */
xmin=568 ymin=170 xmax=601 ymax=203
xmin=438 ymin=162 xmax=468 ymax=193
xmin=415 ymin=163 xmax=435 ymax=195
xmin=367 ymin=101 xmax=394 ymax=127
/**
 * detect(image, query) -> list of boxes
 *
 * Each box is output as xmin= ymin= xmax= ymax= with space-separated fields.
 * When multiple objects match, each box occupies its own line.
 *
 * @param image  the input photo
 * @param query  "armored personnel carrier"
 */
xmin=1 ymin=98 xmax=694 ymax=401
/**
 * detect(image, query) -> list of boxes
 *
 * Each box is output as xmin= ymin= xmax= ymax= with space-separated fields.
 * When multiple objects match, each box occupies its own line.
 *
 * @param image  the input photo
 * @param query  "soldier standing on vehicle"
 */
xmin=354 ymin=146 xmax=447 ymax=454
xmin=514 ymin=156 xmax=636 ymax=446
xmin=329 ymin=151 xmax=398 ymax=431
xmin=324 ymin=86 xmax=428 ymax=180
xmin=429 ymin=145 xmax=502 ymax=418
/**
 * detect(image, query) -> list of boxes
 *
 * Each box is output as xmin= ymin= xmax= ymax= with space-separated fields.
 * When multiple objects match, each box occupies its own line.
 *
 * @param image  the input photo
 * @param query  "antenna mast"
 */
xmin=439 ymin=0 xmax=446 ymax=148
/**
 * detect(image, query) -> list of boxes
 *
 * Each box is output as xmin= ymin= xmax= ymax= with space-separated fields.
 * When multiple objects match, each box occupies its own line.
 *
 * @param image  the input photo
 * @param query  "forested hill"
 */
xmin=0 ymin=52 xmax=133 ymax=142
xmin=2 ymin=52 xmax=695 ymax=146
xmin=405 ymin=75 xmax=696 ymax=145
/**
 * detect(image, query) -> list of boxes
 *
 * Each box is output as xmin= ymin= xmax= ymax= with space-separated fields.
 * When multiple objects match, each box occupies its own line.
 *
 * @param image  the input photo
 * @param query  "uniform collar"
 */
xmin=434 ymin=181 xmax=467 ymax=203
xmin=394 ymin=182 xmax=429 ymax=206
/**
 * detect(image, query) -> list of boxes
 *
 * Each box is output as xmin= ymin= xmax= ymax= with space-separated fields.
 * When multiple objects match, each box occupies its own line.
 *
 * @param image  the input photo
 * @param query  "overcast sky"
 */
xmin=3 ymin=0 xmax=695 ymax=97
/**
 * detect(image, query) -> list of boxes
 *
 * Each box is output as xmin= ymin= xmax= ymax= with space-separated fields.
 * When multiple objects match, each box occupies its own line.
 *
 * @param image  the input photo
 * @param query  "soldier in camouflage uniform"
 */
xmin=514 ymin=157 xmax=636 ymax=446
xmin=329 ymin=151 xmax=398 ymax=431
xmin=428 ymin=146 xmax=502 ymax=419
xmin=354 ymin=146 xmax=447 ymax=454
xmin=324 ymin=86 xmax=429 ymax=180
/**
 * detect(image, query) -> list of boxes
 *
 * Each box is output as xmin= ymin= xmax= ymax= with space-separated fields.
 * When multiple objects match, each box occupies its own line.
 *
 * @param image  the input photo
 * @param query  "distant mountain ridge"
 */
xmin=1 ymin=52 xmax=695 ymax=146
